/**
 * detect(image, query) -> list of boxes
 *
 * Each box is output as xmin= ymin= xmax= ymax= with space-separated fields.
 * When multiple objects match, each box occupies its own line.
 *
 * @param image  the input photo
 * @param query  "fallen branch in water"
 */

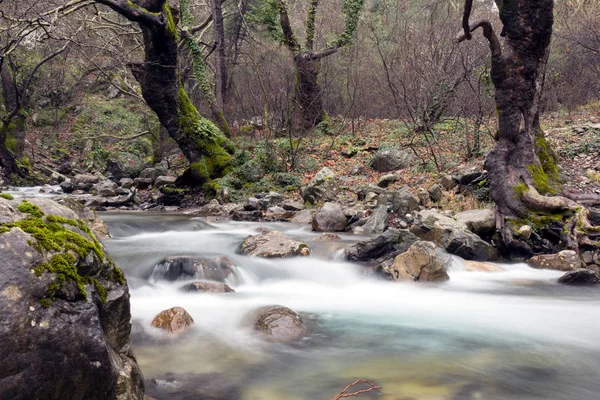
xmin=331 ymin=379 xmax=382 ymax=399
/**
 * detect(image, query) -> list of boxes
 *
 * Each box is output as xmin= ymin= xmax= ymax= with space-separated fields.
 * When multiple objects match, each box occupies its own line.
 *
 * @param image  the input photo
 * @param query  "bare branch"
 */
xmin=331 ymin=379 xmax=382 ymax=400
xmin=456 ymin=18 xmax=502 ymax=58
xmin=93 ymin=0 xmax=164 ymax=26
xmin=462 ymin=0 xmax=473 ymax=40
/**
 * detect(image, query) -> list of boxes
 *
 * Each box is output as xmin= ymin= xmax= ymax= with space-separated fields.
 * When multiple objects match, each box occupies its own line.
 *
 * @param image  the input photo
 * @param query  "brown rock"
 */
xmin=312 ymin=233 xmax=342 ymax=242
xmin=181 ymin=281 xmax=235 ymax=293
xmin=237 ymin=230 xmax=310 ymax=258
xmin=245 ymin=305 xmax=307 ymax=343
xmin=378 ymin=241 xmax=450 ymax=282
xmin=463 ymin=260 xmax=504 ymax=272
xmin=151 ymin=307 xmax=194 ymax=334
xmin=527 ymin=250 xmax=581 ymax=271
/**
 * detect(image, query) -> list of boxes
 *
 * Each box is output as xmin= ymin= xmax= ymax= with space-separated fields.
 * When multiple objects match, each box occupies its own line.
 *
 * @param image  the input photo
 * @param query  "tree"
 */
xmin=459 ymin=0 xmax=600 ymax=259
xmin=255 ymin=0 xmax=365 ymax=132
xmin=93 ymin=0 xmax=234 ymax=187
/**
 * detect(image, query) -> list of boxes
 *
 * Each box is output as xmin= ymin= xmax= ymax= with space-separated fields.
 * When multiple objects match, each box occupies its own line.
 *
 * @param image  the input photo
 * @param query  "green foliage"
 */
xmin=249 ymin=0 xmax=287 ymax=45
xmin=0 ymin=201 xmax=123 ymax=307
xmin=331 ymin=0 xmax=366 ymax=48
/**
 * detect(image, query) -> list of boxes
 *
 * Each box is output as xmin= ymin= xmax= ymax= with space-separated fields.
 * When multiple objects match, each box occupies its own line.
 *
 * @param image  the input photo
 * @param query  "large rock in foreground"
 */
xmin=237 ymin=230 xmax=310 ymax=258
xmin=244 ymin=305 xmax=307 ymax=343
xmin=376 ymin=241 xmax=450 ymax=282
xmin=0 ymin=198 xmax=143 ymax=400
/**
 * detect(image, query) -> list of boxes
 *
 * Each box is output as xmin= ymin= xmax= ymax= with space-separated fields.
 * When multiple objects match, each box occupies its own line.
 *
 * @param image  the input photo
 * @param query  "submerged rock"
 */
xmin=151 ymin=307 xmax=194 ymax=334
xmin=312 ymin=232 xmax=342 ymax=242
xmin=312 ymin=202 xmax=347 ymax=232
xmin=0 ymin=198 xmax=143 ymax=399
xmin=245 ymin=305 xmax=307 ymax=343
xmin=527 ymin=250 xmax=581 ymax=272
xmin=557 ymin=269 xmax=600 ymax=285
xmin=181 ymin=281 xmax=235 ymax=293
xmin=463 ymin=260 xmax=504 ymax=272
xmin=151 ymin=256 xmax=240 ymax=283
xmin=376 ymin=241 xmax=450 ymax=282
xmin=237 ymin=230 xmax=310 ymax=258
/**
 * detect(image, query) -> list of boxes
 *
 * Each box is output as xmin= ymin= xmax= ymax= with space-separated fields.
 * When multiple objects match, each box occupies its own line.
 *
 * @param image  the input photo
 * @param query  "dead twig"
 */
xmin=332 ymin=379 xmax=382 ymax=400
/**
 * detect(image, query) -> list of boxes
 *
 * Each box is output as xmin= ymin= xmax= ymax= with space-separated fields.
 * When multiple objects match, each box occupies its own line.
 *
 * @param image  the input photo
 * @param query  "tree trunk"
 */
xmin=0 ymin=63 xmax=27 ymax=179
xmin=129 ymin=3 xmax=233 ymax=186
xmin=294 ymin=55 xmax=325 ymax=132
xmin=211 ymin=0 xmax=227 ymax=109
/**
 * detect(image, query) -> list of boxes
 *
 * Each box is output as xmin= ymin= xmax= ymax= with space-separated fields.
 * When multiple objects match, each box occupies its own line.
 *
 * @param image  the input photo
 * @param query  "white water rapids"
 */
xmin=100 ymin=212 xmax=600 ymax=400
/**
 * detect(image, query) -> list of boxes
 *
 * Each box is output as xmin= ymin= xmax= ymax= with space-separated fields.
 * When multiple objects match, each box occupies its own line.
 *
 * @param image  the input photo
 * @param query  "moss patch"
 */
xmin=0 ymin=193 xmax=14 ymax=200
xmin=1 ymin=200 xmax=123 ymax=307
xmin=527 ymin=164 xmax=557 ymax=195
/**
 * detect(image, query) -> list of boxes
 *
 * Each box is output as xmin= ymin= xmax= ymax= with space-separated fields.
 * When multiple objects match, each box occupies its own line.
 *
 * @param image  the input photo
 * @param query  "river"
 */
xmin=98 ymin=212 xmax=600 ymax=400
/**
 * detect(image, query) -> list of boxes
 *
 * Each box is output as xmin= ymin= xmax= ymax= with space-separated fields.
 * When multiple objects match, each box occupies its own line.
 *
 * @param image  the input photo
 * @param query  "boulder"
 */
xmin=244 ymin=305 xmax=306 ymax=343
xmin=139 ymin=168 xmax=167 ymax=183
xmin=0 ymin=198 xmax=143 ymax=399
xmin=291 ymin=209 xmax=313 ymax=224
xmin=133 ymin=178 xmax=153 ymax=190
xmin=57 ymin=161 xmax=73 ymax=175
xmin=377 ymin=190 xmax=419 ymax=215
xmin=527 ymin=250 xmax=581 ymax=272
xmin=416 ymin=188 xmax=430 ymax=207
xmin=181 ymin=281 xmax=235 ymax=293
xmin=237 ymin=230 xmax=310 ymax=258
xmin=120 ymin=178 xmax=134 ymax=189
xmin=557 ymin=269 xmax=600 ymax=285
xmin=301 ymin=167 xmax=338 ymax=205
xmin=517 ymin=225 xmax=532 ymax=240
xmin=151 ymin=307 xmax=194 ymax=334
xmin=412 ymin=210 xmax=497 ymax=261
xmin=440 ymin=175 xmax=456 ymax=190
xmin=150 ymin=256 xmax=240 ymax=283
xmin=346 ymin=229 xmax=419 ymax=263
xmin=356 ymin=184 xmax=384 ymax=200
xmin=72 ymin=173 xmax=100 ymax=191
xmin=454 ymin=209 xmax=496 ymax=236
xmin=312 ymin=202 xmax=347 ymax=232
xmin=377 ymin=174 xmax=400 ymax=188
xmin=370 ymin=148 xmax=413 ymax=172
xmin=154 ymin=176 xmax=177 ymax=189
xmin=377 ymin=241 xmax=450 ymax=282
xmin=105 ymin=159 xmax=125 ymax=181
xmin=59 ymin=180 xmax=73 ymax=194
xmin=457 ymin=171 xmax=483 ymax=185
xmin=232 ymin=210 xmax=262 ymax=222
xmin=93 ymin=180 xmax=118 ymax=197
xmin=282 ymin=201 xmax=304 ymax=211
xmin=362 ymin=205 xmax=388 ymax=235
xmin=428 ymin=184 xmax=443 ymax=202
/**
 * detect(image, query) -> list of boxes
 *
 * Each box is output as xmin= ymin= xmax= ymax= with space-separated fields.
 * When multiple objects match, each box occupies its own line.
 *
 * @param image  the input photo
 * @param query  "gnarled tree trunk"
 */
xmin=294 ymin=55 xmax=325 ymax=132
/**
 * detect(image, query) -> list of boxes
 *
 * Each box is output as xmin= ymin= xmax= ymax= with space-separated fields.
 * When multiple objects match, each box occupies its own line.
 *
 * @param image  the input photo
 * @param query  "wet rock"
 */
xmin=312 ymin=202 xmax=347 ymax=232
xmin=557 ymin=269 xmax=600 ymax=285
xmin=237 ymin=230 xmax=310 ymax=258
xmin=244 ymin=197 xmax=259 ymax=211
xmin=377 ymin=241 xmax=450 ymax=282
xmin=302 ymin=167 xmax=338 ymax=205
xmin=362 ymin=205 xmax=388 ymax=235
xmin=377 ymin=190 xmax=419 ymax=215
xmin=146 ymin=372 xmax=241 ymax=400
xmin=428 ymin=184 xmax=443 ymax=202
xmin=245 ymin=305 xmax=307 ymax=343
xmin=370 ymin=148 xmax=413 ymax=172
xmin=312 ymin=233 xmax=342 ymax=242
xmin=59 ymin=180 xmax=73 ymax=194
xmin=454 ymin=209 xmax=496 ymax=236
xmin=0 ymin=198 xmax=143 ymax=399
xmin=264 ymin=206 xmax=293 ymax=221
xmin=151 ymin=256 xmax=240 ymax=283
xmin=139 ymin=167 xmax=166 ymax=183
xmin=120 ymin=178 xmax=134 ymax=189
xmin=199 ymin=199 xmax=226 ymax=216
xmin=154 ymin=175 xmax=176 ymax=189
xmin=377 ymin=174 xmax=400 ymax=188
xmin=291 ymin=209 xmax=313 ymax=224
xmin=181 ymin=281 xmax=235 ymax=293
xmin=232 ymin=210 xmax=262 ymax=221
xmin=346 ymin=229 xmax=419 ymax=262
xmin=151 ymin=307 xmax=194 ymax=333
xmin=527 ymin=250 xmax=581 ymax=271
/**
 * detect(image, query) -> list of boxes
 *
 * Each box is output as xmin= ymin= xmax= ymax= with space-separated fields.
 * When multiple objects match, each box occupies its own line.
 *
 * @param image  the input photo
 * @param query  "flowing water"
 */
xmin=100 ymin=212 xmax=600 ymax=400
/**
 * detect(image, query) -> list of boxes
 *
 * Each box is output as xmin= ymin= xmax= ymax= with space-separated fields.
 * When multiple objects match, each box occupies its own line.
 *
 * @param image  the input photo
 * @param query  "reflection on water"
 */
xmin=101 ymin=212 xmax=600 ymax=400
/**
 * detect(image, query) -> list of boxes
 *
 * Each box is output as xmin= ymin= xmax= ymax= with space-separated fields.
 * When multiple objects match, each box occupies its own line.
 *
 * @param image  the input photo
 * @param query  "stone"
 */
xmin=457 ymin=171 xmax=483 ymax=185
xmin=518 ymin=225 xmax=532 ymax=240
xmin=57 ymin=161 xmax=73 ymax=175
xmin=237 ymin=230 xmax=310 ymax=258
xmin=527 ymin=250 xmax=581 ymax=272
xmin=150 ymin=256 xmax=240 ymax=283
xmin=133 ymin=177 xmax=153 ymax=189
xmin=93 ymin=180 xmax=118 ymax=197
xmin=0 ymin=197 xmax=143 ymax=399
xmin=59 ymin=180 xmax=73 ymax=194
xmin=454 ymin=209 xmax=496 ymax=236
xmin=105 ymin=159 xmax=125 ymax=181
xmin=244 ymin=305 xmax=306 ymax=343
xmin=72 ymin=173 xmax=100 ymax=191
xmin=301 ymin=167 xmax=338 ymax=205
xmin=291 ymin=209 xmax=313 ymax=224
xmin=120 ymin=178 xmax=134 ymax=189
xmin=232 ymin=210 xmax=262 ymax=222
xmin=428 ymin=184 xmax=443 ymax=202
xmin=139 ymin=167 xmax=167 ymax=182
xmin=377 ymin=190 xmax=419 ymax=215
xmin=346 ymin=229 xmax=419 ymax=262
xmin=463 ymin=260 xmax=504 ymax=272
xmin=370 ymin=148 xmax=413 ymax=172
xmin=245 ymin=197 xmax=259 ymax=211
xmin=356 ymin=184 xmax=384 ymax=200
xmin=199 ymin=199 xmax=226 ymax=216
xmin=377 ymin=174 xmax=400 ymax=188
xmin=264 ymin=206 xmax=293 ymax=221
xmin=282 ymin=201 xmax=304 ymax=211
xmin=440 ymin=174 xmax=456 ymax=190
xmin=154 ymin=175 xmax=177 ymax=188
xmin=312 ymin=233 xmax=341 ymax=242
xmin=377 ymin=241 xmax=450 ymax=282
xmin=557 ymin=269 xmax=600 ymax=285
xmin=312 ymin=202 xmax=347 ymax=232
xmin=181 ymin=281 xmax=235 ymax=293
xmin=362 ymin=205 xmax=388 ymax=235
xmin=264 ymin=191 xmax=283 ymax=205
xmin=416 ymin=188 xmax=430 ymax=206
xmin=151 ymin=307 xmax=194 ymax=334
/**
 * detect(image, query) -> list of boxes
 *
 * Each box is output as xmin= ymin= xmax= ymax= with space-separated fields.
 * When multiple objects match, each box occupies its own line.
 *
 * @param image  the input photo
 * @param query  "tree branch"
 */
xmin=278 ymin=0 xmax=300 ymax=53
xmin=462 ymin=0 xmax=473 ymax=40
xmin=93 ymin=0 xmax=164 ymax=26
xmin=456 ymin=19 xmax=502 ymax=58
xmin=331 ymin=379 xmax=382 ymax=400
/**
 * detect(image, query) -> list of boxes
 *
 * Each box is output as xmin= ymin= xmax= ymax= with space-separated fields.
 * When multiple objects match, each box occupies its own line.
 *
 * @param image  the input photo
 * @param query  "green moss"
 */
xmin=527 ymin=164 xmax=557 ymax=195
xmin=1 ymin=201 xmax=122 ymax=306
xmin=535 ymin=135 xmax=559 ymax=177
xmin=513 ymin=183 xmax=529 ymax=199
xmin=162 ymin=2 xmax=178 ymax=39
xmin=0 ymin=193 xmax=14 ymax=200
